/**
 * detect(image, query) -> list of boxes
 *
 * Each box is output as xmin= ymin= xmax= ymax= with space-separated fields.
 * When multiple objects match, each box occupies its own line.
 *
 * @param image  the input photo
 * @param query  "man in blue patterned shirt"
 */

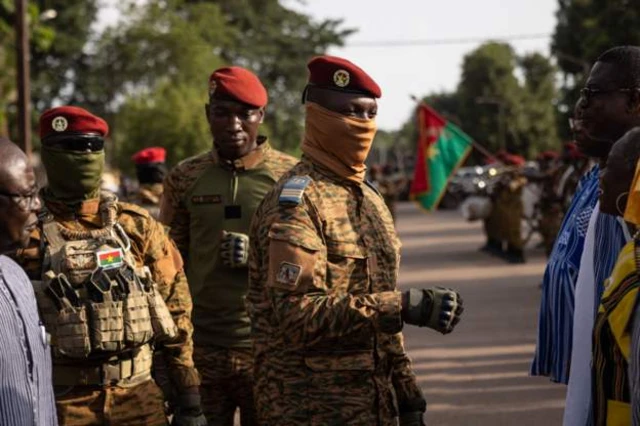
xmin=531 ymin=46 xmax=640 ymax=425
xmin=0 ymin=138 xmax=57 ymax=425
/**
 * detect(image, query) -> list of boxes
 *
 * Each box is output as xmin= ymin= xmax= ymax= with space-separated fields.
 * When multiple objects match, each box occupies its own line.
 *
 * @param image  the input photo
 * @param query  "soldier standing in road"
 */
xmin=499 ymin=153 xmax=528 ymax=263
xmin=131 ymin=147 xmax=167 ymax=219
xmin=247 ymin=55 xmax=464 ymax=425
xmin=14 ymin=106 xmax=206 ymax=426
xmin=481 ymin=152 xmax=527 ymax=263
xmin=160 ymin=66 xmax=297 ymax=425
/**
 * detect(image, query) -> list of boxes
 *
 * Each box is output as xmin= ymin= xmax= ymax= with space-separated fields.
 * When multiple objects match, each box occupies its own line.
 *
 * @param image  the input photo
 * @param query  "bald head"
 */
xmin=0 ymin=138 xmax=30 ymax=192
xmin=0 ymin=138 xmax=40 ymax=252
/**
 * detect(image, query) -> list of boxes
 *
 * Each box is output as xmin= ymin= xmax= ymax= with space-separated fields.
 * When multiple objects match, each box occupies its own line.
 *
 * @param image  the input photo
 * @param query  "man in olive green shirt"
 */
xmin=160 ymin=66 xmax=297 ymax=425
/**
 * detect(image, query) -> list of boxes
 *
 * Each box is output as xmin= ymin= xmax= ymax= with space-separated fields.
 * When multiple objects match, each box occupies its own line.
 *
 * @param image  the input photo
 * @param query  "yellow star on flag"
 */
xmin=428 ymin=144 xmax=439 ymax=159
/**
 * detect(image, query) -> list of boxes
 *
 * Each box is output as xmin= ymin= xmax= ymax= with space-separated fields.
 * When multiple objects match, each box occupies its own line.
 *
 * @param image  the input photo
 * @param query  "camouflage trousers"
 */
xmin=54 ymin=379 xmax=167 ymax=425
xmin=194 ymin=346 xmax=256 ymax=426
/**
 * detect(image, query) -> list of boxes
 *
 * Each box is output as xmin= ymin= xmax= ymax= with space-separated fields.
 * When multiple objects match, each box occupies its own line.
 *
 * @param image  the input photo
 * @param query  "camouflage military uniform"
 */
xmin=15 ymin=194 xmax=199 ymax=426
xmin=130 ymin=183 xmax=163 ymax=219
xmin=247 ymin=157 xmax=425 ymax=425
xmin=160 ymin=138 xmax=297 ymax=425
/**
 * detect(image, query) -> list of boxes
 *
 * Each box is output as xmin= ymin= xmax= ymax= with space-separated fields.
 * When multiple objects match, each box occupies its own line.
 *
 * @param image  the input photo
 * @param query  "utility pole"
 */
xmin=15 ymin=0 xmax=31 ymax=158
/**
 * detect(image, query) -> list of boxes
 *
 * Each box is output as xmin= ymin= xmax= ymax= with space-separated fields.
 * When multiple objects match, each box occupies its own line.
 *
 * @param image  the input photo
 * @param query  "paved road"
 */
xmin=396 ymin=202 xmax=566 ymax=426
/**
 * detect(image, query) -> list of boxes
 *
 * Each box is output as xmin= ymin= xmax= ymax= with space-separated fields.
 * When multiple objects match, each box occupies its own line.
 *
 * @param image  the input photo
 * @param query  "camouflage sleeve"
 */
xmin=387 ymin=334 xmax=427 ymax=413
xmin=159 ymin=167 xmax=190 ymax=263
xmin=143 ymin=217 xmax=200 ymax=390
xmin=255 ymin=202 xmax=403 ymax=347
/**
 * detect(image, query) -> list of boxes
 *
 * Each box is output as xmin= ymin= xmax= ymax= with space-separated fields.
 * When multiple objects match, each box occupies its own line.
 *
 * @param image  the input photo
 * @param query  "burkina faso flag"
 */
xmin=410 ymin=103 xmax=472 ymax=211
xmin=97 ymin=248 xmax=123 ymax=269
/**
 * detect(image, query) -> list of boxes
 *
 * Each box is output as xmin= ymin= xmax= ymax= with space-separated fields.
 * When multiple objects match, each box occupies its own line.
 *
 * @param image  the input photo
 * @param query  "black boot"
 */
xmin=480 ymin=238 xmax=503 ymax=256
xmin=505 ymin=245 xmax=526 ymax=264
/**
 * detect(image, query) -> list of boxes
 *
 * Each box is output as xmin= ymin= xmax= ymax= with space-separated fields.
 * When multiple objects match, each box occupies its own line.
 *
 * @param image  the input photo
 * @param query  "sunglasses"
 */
xmin=42 ymin=134 xmax=105 ymax=152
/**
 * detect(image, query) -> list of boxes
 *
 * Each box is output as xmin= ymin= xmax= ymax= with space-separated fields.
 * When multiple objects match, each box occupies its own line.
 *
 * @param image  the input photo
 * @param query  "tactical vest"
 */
xmin=592 ymin=240 xmax=639 ymax=426
xmin=32 ymin=193 xmax=178 ymax=385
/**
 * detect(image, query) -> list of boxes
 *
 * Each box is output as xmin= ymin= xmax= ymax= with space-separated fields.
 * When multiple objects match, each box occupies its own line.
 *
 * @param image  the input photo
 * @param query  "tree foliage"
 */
xmin=197 ymin=0 xmax=354 ymax=153
xmin=396 ymin=42 xmax=560 ymax=163
xmin=0 ymin=0 xmax=56 ymax=138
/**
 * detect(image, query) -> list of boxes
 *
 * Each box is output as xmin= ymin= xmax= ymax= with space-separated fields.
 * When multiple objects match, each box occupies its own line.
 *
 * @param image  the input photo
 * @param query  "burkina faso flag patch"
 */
xmin=96 ymin=248 xmax=124 ymax=270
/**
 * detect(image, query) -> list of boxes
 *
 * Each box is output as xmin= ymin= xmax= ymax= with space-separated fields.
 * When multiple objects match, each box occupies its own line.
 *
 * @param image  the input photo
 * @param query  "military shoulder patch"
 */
xmin=276 ymin=262 xmax=301 ymax=287
xmin=279 ymin=175 xmax=312 ymax=206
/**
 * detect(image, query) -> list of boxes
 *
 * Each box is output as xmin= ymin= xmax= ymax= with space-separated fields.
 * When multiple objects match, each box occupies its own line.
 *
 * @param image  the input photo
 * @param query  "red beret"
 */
xmin=39 ymin=106 xmax=109 ymax=140
xmin=307 ymin=55 xmax=381 ymax=98
xmin=536 ymin=150 xmax=559 ymax=161
xmin=132 ymin=147 xmax=166 ymax=165
xmin=565 ymin=141 xmax=585 ymax=160
xmin=208 ymin=66 xmax=267 ymax=108
xmin=506 ymin=154 xmax=526 ymax=166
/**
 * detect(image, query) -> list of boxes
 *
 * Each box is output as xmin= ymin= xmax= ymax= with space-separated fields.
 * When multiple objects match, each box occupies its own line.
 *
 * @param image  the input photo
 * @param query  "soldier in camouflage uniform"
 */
xmin=130 ymin=147 xmax=167 ymax=219
xmin=160 ymin=67 xmax=297 ymax=425
xmin=14 ymin=106 xmax=205 ymax=426
xmin=247 ymin=56 xmax=464 ymax=426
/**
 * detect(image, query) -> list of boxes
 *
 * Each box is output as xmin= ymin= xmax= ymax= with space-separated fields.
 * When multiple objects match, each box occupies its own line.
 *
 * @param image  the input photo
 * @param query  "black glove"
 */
xmin=171 ymin=392 xmax=207 ymax=426
xmin=220 ymin=231 xmax=249 ymax=268
xmin=399 ymin=411 xmax=426 ymax=426
xmin=401 ymin=287 xmax=463 ymax=334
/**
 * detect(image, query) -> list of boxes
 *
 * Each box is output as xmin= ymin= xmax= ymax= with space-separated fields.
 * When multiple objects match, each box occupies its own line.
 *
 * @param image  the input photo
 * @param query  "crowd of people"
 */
xmin=531 ymin=45 xmax=640 ymax=426
xmin=0 ymin=55 xmax=464 ymax=426
xmin=5 ymin=37 xmax=640 ymax=426
xmin=476 ymin=142 xmax=589 ymax=264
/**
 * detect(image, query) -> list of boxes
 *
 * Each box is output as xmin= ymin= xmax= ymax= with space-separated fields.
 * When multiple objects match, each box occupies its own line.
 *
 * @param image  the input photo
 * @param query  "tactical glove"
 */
xmin=401 ymin=287 xmax=463 ymax=334
xmin=220 ymin=230 xmax=249 ymax=268
xmin=171 ymin=392 xmax=207 ymax=426
xmin=399 ymin=411 xmax=426 ymax=426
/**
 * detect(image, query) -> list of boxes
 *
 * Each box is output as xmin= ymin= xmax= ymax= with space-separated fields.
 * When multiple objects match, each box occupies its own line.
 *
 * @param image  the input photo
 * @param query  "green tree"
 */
xmin=0 ymin=0 xmax=55 ymax=139
xmin=519 ymin=53 xmax=561 ymax=154
xmin=196 ymin=0 xmax=354 ymax=153
xmin=30 ymin=0 xmax=99 ymax=110
xmin=457 ymin=42 xmax=524 ymax=155
xmin=87 ymin=0 xmax=229 ymax=170
xmin=396 ymin=43 xmax=559 ymax=163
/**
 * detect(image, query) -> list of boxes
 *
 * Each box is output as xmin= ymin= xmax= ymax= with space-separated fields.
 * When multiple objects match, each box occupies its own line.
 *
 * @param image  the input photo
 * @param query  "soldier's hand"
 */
xmin=220 ymin=230 xmax=249 ymax=268
xmin=399 ymin=411 xmax=426 ymax=426
xmin=171 ymin=392 xmax=207 ymax=426
xmin=401 ymin=287 xmax=463 ymax=334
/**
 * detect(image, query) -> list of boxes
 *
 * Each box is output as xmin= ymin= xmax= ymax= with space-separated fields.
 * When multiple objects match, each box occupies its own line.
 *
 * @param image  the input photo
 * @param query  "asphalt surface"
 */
xmin=397 ymin=202 xmax=566 ymax=426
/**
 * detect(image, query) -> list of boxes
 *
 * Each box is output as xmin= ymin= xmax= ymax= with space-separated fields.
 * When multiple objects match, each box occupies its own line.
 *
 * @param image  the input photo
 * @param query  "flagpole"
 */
xmin=409 ymin=95 xmax=496 ymax=160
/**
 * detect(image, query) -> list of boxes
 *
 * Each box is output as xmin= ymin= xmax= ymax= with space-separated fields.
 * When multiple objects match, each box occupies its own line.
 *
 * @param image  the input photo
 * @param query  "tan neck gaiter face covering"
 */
xmin=301 ymin=102 xmax=377 ymax=184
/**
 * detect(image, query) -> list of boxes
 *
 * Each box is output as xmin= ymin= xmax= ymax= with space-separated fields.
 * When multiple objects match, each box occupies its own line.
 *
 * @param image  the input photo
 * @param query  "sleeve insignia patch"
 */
xmin=276 ymin=262 xmax=302 ymax=287
xmin=279 ymin=175 xmax=312 ymax=206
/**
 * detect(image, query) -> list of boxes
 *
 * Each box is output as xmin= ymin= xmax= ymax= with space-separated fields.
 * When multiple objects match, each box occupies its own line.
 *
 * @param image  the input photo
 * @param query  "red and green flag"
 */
xmin=97 ymin=248 xmax=124 ymax=270
xmin=410 ymin=103 xmax=473 ymax=211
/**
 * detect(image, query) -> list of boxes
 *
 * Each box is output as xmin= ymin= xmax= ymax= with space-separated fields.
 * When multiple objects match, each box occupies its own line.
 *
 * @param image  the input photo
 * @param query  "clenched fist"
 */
xmin=220 ymin=231 xmax=249 ymax=268
xmin=401 ymin=287 xmax=463 ymax=334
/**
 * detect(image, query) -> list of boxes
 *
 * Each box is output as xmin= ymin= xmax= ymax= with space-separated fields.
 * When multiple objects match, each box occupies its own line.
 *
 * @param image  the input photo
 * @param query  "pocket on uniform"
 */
xmin=325 ymin=239 xmax=368 ymax=293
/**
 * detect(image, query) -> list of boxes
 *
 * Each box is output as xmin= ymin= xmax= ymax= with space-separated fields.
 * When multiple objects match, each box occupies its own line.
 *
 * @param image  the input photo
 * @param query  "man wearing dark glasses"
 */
xmin=14 ymin=106 xmax=205 ymax=426
xmin=531 ymin=46 xmax=640 ymax=426
xmin=0 ymin=138 xmax=57 ymax=425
